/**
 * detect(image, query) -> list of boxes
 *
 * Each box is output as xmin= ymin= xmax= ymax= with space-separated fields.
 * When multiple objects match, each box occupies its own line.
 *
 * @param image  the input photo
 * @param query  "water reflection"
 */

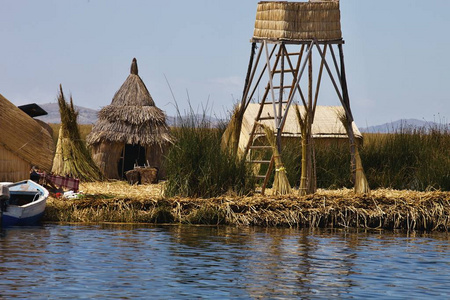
xmin=1 ymin=224 xmax=449 ymax=299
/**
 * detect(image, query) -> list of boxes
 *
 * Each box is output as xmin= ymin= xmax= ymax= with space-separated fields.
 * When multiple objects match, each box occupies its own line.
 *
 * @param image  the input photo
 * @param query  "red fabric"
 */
xmin=45 ymin=174 xmax=79 ymax=192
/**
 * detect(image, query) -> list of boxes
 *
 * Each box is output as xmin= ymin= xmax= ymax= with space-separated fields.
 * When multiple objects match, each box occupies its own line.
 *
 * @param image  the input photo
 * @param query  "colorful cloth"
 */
xmin=44 ymin=174 xmax=80 ymax=192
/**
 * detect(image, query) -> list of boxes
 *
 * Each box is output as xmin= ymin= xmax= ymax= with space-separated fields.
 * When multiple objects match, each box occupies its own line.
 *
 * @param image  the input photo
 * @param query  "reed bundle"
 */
xmin=253 ymin=1 xmax=342 ymax=41
xmin=337 ymin=111 xmax=370 ymax=194
xmin=294 ymin=104 xmax=316 ymax=195
xmin=221 ymin=105 xmax=244 ymax=156
xmin=262 ymin=124 xmax=291 ymax=195
xmin=51 ymin=85 xmax=104 ymax=181
xmin=44 ymin=181 xmax=450 ymax=232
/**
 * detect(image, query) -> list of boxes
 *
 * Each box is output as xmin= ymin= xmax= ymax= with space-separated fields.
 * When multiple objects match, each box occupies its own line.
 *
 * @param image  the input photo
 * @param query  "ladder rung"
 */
xmin=258 ymin=116 xmax=281 ymax=121
xmin=249 ymin=145 xmax=272 ymax=149
xmin=273 ymin=69 xmax=295 ymax=74
xmin=272 ymin=85 xmax=293 ymax=89
xmin=276 ymin=52 xmax=302 ymax=56
xmin=247 ymin=160 xmax=271 ymax=164
xmin=263 ymin=101 xmax=289 ymax=105
xmin=254 ymin=175 xmax=266 ymax=179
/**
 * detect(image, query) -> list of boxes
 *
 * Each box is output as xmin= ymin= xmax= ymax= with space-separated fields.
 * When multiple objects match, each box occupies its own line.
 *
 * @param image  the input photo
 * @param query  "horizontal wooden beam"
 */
xmin=251 ymin=38 xmax=345 ymax=45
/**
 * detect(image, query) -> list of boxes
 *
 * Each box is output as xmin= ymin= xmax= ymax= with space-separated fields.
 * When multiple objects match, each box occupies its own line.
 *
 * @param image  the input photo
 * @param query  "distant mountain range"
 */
xmin=359 ymin=119 xmax=449 ymax=133
xmin=34 ymin=103 xmax=223 ymax=127
xmin=35 ymin=103 xmax=99 ymax=125
xmin=33 ymin=103 xmax=448 ymax=132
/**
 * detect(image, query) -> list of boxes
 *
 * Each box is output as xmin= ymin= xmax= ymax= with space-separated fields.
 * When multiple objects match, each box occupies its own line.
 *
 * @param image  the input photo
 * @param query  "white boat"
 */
xmin=0 ymin=180 xmax=49 ymax=227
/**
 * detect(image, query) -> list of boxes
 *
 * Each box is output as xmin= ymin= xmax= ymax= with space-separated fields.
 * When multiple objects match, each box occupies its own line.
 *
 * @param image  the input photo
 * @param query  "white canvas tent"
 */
xmin=238 ymin=103 xmax=362 ymax=153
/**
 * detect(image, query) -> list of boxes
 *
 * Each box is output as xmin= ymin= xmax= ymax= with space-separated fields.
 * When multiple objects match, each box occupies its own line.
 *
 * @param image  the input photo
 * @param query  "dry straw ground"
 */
xmin=44 ymin=181 xmax=450 ymax=232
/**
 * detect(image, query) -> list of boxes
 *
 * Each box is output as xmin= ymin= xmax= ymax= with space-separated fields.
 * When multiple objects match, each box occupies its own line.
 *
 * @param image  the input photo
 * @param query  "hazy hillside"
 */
xmin=33 ymin=103 xmax=222 ymax=127
xmin=35 ymin=103 xmax=99 ymax=124
xmin=34 ymin=103 xmax=447 ymax=131
xmin=359 ymin=119 xmax=449 ymax=133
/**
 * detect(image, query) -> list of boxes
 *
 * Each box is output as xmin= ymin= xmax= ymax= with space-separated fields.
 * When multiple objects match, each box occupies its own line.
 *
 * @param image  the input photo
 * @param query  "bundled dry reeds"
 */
xmin=221 ymin=105 xmax=244 ymax=156
xmin=253 ymin=1 xmax=342 ymax=41
xmin=337 ymin=111 xmax=370 ymax=194
xmin=294 ymin=105 xmax=316 ymax=195
xmin=51 ymin=85 xmax=104 ymax=181
xmin=44 ymin=181 xmax=450 ymax=232
xmin=262 ymin=124 xmax=291 ymax=195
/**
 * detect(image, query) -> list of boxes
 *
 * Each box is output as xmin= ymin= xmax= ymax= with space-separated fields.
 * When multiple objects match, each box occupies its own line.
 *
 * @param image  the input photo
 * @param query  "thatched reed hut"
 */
xmin=0 ymin=94 xmax=55 ymax=182
xmin=86 ymin=58 xmax=172 ymax=180
xmin=238 ymin=104 xmax=362 ymax=154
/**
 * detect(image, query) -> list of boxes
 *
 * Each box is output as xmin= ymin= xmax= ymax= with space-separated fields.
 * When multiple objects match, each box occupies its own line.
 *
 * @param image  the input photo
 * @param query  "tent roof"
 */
xmin=238 ymin=103 xmax=361 ymax=151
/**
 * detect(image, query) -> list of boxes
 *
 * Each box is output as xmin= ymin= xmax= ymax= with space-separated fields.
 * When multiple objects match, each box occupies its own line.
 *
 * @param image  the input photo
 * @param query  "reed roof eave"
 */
xmin=0 ymin=93 xmax=55 ymax=170
xmin=86 ymin=119 xmax=173 ymax=146
xmin=87 ymin=58 xmax=174 ymax=147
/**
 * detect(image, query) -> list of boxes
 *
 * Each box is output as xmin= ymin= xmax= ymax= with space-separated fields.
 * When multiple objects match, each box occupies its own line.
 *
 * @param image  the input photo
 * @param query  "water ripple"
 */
xmin=1 ymin=225 xmax=449 ymax=299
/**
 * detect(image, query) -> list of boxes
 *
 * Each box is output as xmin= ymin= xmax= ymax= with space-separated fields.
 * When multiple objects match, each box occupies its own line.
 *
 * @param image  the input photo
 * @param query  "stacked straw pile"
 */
xmin=45 ymin=181 xmax=450 ymax=232
xmin=253 ymin=1 xmax=342 ymax=41
xmin=52 ymin=85 xmax=104 ymax=181
xmin=337 ymin=111 xmax=370 ymax=194
xmin=262 ymin=125 xmax=291 ymax=195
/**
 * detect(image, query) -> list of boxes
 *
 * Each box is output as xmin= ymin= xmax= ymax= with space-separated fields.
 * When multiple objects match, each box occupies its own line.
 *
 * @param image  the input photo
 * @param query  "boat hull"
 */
xmin=1 ymin=180 xmax=48 ymax=227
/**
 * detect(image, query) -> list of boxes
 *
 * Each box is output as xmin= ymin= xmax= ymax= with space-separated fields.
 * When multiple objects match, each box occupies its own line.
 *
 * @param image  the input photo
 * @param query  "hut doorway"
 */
xmin=118 ymin=144 xmax=146 ymax=179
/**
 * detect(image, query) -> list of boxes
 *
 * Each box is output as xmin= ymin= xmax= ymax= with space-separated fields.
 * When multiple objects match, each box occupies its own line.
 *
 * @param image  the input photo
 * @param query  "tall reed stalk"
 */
xmin=164 ymin=112 xmax=255 ymax=198
xmin=283 ymin=123 xmax=450 ymax=191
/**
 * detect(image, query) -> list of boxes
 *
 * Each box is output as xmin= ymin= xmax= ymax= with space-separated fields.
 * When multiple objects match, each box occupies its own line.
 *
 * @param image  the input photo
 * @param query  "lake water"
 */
xmin=1 ymin=224 xmax=449 ymax=299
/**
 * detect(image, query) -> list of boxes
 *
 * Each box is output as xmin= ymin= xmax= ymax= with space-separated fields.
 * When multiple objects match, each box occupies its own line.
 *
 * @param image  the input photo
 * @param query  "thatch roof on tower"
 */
xmin=253 ymin=0 xmax=342 ymax=42
xmin=86 ymin=58 xmax=172 ymax=146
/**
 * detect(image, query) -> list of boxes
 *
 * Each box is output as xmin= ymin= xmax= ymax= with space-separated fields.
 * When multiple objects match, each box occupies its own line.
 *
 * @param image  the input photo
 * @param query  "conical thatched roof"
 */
xmin=86 ymin=58 xmax=172 ymax=146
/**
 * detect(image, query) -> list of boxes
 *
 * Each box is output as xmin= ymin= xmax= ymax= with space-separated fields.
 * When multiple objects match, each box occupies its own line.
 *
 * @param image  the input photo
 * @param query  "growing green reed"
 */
xmin=286 ymin=124 xmax=450 ymax=191
xmin=164 ymin=113 xmax=255 ymax=198
xmin=362 ymin=125 xmax=450 ymax=191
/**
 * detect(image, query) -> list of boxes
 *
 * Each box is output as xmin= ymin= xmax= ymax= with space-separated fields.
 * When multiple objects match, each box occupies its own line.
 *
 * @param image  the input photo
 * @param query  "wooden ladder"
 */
xmin=243 ymin=45 xmax=302 ymax=193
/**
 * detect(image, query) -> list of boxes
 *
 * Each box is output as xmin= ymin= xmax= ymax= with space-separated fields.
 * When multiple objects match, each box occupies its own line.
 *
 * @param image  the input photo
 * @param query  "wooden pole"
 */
xmin=306 ymin=46 xmax=316 ymax=194
xmin=244 ymin=44 xmax=278 ymax=111
xmin=338 ymin=44 xmax=357 ymax=181
xmin=277 ymin=43 xmax=285 ymax=153
xmin=264 ymin=40 xmax=280 ymax=129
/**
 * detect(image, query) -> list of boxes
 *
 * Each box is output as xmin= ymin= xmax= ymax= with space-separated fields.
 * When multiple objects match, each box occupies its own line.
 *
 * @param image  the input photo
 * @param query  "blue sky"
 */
xmin=1 ymin=0 xmax=449 ymax=126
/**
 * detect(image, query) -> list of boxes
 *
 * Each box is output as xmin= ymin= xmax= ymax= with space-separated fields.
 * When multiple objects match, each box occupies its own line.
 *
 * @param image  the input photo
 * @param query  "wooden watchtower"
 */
xmin=228 ymin=0 xmax=368 ymax=194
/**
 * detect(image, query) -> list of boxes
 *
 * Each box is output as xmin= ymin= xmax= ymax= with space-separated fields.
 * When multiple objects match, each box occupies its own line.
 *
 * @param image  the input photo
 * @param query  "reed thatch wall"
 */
xmin=86 ymin=58 xmax=173 ymax=179
xmin=90 ymin=141 xmax=123 ymax=179
xmin=253 ymin=1 xmax=342 ymax=41
xmin=0 ymin=93 xmax=55 ymax=181
xmin=0 ymin=147 xmax=31 ymax=182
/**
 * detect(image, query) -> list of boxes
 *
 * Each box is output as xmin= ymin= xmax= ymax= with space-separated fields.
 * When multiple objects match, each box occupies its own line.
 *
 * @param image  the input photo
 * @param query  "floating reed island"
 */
xmin=44 ymin=181 xmax=450 ymax=232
